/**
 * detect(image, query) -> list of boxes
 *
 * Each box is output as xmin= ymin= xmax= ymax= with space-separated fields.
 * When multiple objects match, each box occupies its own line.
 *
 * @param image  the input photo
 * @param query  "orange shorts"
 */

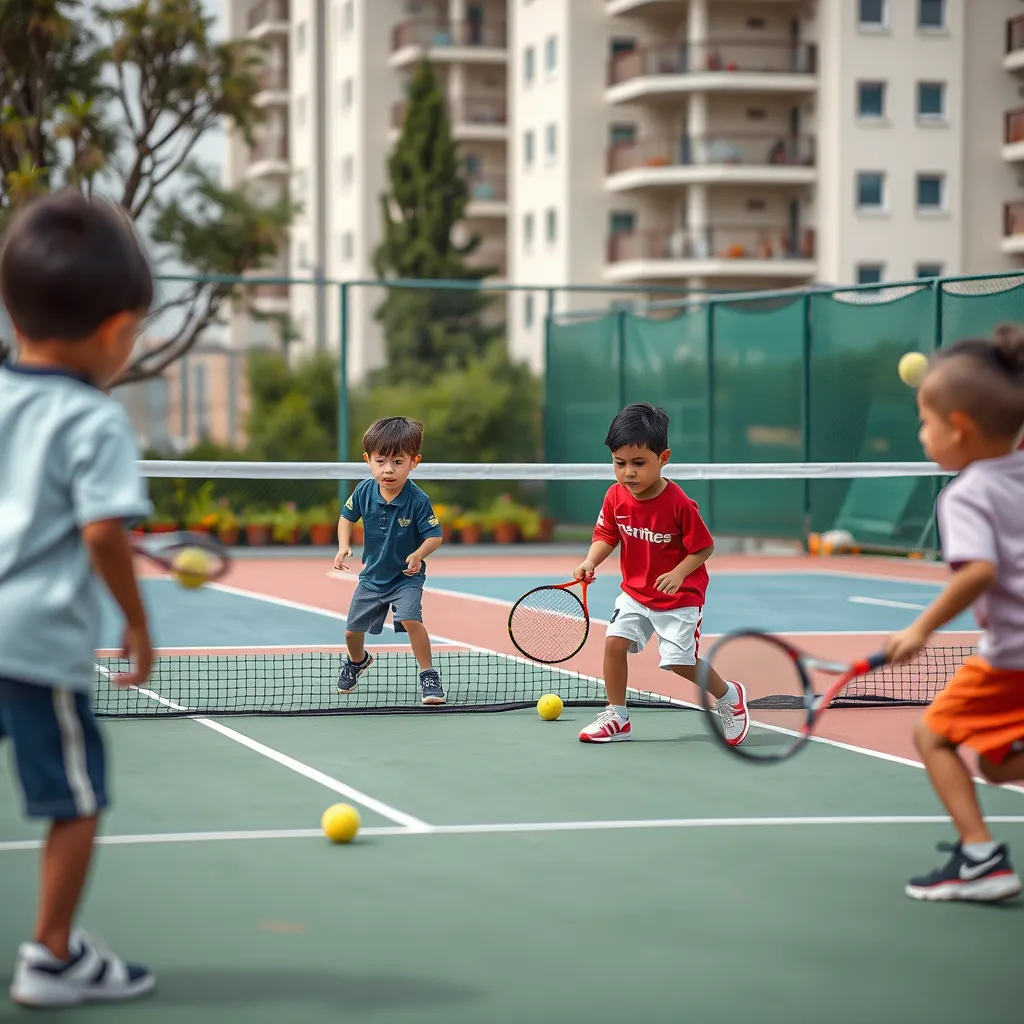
xmin=923 ymin=656 xmax=1024 ymax=764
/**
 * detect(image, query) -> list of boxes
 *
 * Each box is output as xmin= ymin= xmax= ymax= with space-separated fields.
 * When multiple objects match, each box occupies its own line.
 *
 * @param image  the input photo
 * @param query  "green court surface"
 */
xmin=2 ymin=708 xmax=1023 ymax=1023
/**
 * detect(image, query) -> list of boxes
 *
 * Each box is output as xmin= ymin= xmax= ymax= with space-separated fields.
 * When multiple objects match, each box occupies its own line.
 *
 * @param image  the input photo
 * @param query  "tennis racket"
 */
xmin=130 ymin=530 xmax=231 ymax=584
xmin=697 ymin=630 xmax=887 ymax=763
xmin=508 ymin=578 xmax=591 ymax=664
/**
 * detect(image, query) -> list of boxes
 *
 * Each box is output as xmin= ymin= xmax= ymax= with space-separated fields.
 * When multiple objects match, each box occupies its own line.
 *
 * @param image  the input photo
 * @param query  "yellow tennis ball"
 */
xmin=171 ymin=546 xmax=213 ymax=589
xmin=537 ymin=693 xmax=564 ymax=721
xmin=321 ymin=803 xmax=361 ymax=844
xmin=898 ymin=351 xmax=929 ymax=388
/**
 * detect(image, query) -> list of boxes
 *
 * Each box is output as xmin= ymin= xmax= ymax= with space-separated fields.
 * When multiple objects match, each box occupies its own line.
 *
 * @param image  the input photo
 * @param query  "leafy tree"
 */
xmin=372 ymin=60 xmax=500 ymax=381
xmin=0 ymin=0 xmax=298 ymax=382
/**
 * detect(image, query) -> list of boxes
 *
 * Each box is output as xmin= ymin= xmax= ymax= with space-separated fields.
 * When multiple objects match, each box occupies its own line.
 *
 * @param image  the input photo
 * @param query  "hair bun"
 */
xmin=993 ymin=324 xmax=1024 ymax=376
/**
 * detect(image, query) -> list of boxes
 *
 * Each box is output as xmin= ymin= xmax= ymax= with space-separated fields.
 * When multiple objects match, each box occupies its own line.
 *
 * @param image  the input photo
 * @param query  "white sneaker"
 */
xmin=10 ymin=930 xmax=155 ymax=1008
xmin=716 ymin=681 xmax=750 ymax=746
xmin=578 ymin=708 xmax=632 ymax=743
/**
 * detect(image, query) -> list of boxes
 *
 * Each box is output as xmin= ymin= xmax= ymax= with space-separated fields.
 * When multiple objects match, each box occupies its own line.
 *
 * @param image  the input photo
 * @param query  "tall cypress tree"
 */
xmin=373 ymin=61 xmax=500 ymax=382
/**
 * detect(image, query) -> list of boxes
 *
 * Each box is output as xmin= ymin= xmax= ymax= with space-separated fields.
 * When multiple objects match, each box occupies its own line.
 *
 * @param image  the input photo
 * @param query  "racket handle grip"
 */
xmin=866 ymin=651 xmax=888 ymax=670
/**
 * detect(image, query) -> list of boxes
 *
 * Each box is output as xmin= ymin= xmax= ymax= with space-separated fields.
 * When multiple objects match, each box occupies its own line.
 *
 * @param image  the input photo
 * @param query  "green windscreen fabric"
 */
xmin=807 ymin=286 xmax=935 ymax=546
xmin=940 ymin=275 xmax=1024 ymax=347
xmin=710 ymin=298 xmax=805 ymax=537
xmin=545 ymin=314 xmax=620 ymax=524
xmin=623 ymin=309 xmax=711 ymax=514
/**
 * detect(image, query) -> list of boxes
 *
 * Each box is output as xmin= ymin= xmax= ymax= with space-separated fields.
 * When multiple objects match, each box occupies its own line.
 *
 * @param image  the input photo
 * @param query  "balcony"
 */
xmin=1006 ymin=16 xmax=1024 ymax=72
xmin=467 ymin=247 xmax=507 ymax=280
xmin=1004 ymin=108 xmax=1024 ymax=162
xmin=606 ymin=41 xmax=817 ymax=104
xmin=247 ymin=0 xmax=288 ymax=39
xmin=605 ymin=225 xmax=816 ymax=282
xmin=606 ymin=0 xmax=680 ymax=15
xmin=246 ymin=137 xmax=289 ymax=178
xmin=250 ymin=282 xmax=290 ymax=315
xmin=390 ymin=97 xmax=507 ymax=142
xmin=606 ymin=134 xmax=816 ymax=191
xmin=1002 ymin=201 xmax=1024 ymax=255
xmin=390 ymin=19 xmax=507 ymax=68
xmin=254 ymin=67 xmax=288 ymax=107
xmin=466 ymin=172 xmax=507 ymax=218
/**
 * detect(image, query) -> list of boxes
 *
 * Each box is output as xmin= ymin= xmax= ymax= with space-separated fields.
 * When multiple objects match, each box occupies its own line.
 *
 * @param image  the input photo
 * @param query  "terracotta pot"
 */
xmin=246 ymin=524 xmax=271 ymax=546
xmin=309 ymin=523 xmax=335 ymax=546
xmin=539 ymin=518 xmax=555 ymax=543
xmin=217 ymin=527 xmax=239 ymax=546
xmin=149 ymin=523 xmax=178 ymax=535
xmin=351 ymin=523 xmax=364 ymax=544
xmin=492 ymin=522 xmax=519 ymax=545
xmin=188 ymin=524 xmax=213 ymax=535
xmin=459 ymin=525 xmax=482 ymax=545
xmin=441 ymin=524 xmax=455 ymax=543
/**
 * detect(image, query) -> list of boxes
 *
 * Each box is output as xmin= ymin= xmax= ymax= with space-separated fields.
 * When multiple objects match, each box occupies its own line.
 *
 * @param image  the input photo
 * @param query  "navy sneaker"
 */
xmin=337 ymin=652 xmax=373 ymax=694
xmin=419 ymin=668 xmax=445 ymax=706
xmin=905 ymin=841 xmax=1022 ymax=902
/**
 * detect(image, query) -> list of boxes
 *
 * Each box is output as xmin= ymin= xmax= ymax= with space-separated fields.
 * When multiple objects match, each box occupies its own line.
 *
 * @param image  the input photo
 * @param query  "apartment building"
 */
xmin=223 ymin=0 xmax=1024 ymax=378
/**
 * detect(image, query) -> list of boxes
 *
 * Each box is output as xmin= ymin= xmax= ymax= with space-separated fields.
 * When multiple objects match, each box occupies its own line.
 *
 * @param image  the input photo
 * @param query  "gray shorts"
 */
xmin=346 ymin=582 xmax=424 ymax=635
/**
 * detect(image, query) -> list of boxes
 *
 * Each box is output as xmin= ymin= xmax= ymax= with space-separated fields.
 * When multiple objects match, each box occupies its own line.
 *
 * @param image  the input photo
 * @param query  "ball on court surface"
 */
xmin=321 ymin=803 xmax=361 ymax=843
xmin=897 ymin=351 xmax=929 ymax=388
xmin=537 ymin=693 xmax=563 ymax=721
xmin=171 ymin=546 xmax=213 ymax=589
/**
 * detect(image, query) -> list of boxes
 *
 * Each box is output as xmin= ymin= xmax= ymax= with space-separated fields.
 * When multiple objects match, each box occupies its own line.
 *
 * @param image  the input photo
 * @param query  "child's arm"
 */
xmin=404 ymin=535 xmax=443 ymax=576
xmin=655 ymin=542 xmax=714 ymax=595
xmin=82 ymin=518 xmax=152 ymax=686
xmin=575 ymin=540 xmax=616 ymax=581
xmin=886 ymin=560 xmax=997 ymax=662
xmin=335 ymin=515 xmax=354 ymax=571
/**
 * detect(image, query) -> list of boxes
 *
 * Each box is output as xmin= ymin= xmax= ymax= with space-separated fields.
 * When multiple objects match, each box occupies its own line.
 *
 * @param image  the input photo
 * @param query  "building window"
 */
xmin=917 ymin=82 xmax=945 ymax=121
xmin=916 ymin=263 xmax=943 ymax=279
xmin=342 ymin=155 xmax=353 ymax=187
xmin=341 ymin=232 xmax=353 ymax=261
xmin=297 ymin=95 xmax=307 ymax=128
xmin=545 ymin=123 xmax=557 ymax=162
xmin=610 ymin=211 xmax=636 ymax=236
xmin=464 ymin=153 xmax=482 ymax=178
xmin=544 ymin=35 xmax=557 ymax=74
xmin=918 ymin=0 xmax=945 ymax=30
xmin=524 ymin=293 xmax=534 ymax=330
xmin=343 ymin=78 xmax=353 ymax=110
xmin=296 ymin=21 xmax=306 ymax=51
xmin=856 ymin=172 xmax=886 ymax=211
xmin=916 ymin=173 xmax=945 ymax=210
xmin=858 ymin=0 xmax=886 ymax=29
xmin=524 ymin=46 xmax=535 ymax=85
xmin=545 ymin=208 xmax=557 ymax=244
xmin=524 ymin=130 xmax=534 ymax=169
xmin=609 ymin=124 xmax=637 ymax=148
xmin=856 ymin=81 xmax=886 ymax=119
xmin=342 ymin=0 xmax=353 ymax=34
xmin=523 ymin=212 xmax=534 ymax=250
xmin=856 ymin=264 xmax=884 ymax=285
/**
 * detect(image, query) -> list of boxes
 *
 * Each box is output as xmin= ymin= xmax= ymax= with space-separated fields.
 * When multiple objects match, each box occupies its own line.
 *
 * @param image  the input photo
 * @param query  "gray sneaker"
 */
xmin=419 ymin=668 xmax=446 ymax=706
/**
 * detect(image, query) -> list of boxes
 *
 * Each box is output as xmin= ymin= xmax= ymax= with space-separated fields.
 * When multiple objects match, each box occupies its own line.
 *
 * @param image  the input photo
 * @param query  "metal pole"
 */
xmin=800 ymin=291 xmax=813 ymax=543
xmin=337 ymin=283 xmax=349 ymax=508
xmin=705 ymin=299 xmax=716 ymax=531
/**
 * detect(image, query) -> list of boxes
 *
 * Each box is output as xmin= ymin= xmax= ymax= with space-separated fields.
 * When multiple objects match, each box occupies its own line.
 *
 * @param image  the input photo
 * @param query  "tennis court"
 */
xmin=2 ymin=550 xmax=1022 ymax=1022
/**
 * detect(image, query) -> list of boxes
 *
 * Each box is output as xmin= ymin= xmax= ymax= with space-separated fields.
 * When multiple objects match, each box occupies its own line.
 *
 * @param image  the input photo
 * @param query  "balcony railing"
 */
xmin=607 ymin=133 xmax=816 ymax=174
xmin=467 ymin=172 xmax=507 ymax=203
xmin=251 ymin=283 xmax=290 ymax=301
xmin=392 ymin=18 xmax=508 ymax=52
xmin=248 ymin=0 xmax=289 ymax=31
xmin=608 ymin=41 xmax=817 ymax=86
xmin=1004 ymin=201 xmax=1024 ymax=237
xmin=1007 ymin=15 xmax=1024 ymax=54
xmin=1006 ymin=108 xmax=1024 ymax=145
xmin=607 ymin=225 xmax=815 ymax=263
xmin=248 ymin=137 xmax=288 ymax=163
xmin=391 ymin=96 xmax=507 ymax=129
xmin=257 ymin=67 xmax=289 ymax=92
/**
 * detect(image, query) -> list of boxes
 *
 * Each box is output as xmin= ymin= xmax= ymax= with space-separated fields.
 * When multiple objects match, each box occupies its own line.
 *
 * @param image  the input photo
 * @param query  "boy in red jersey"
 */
xmin=573 ymin=403 xmax=750 ymax=744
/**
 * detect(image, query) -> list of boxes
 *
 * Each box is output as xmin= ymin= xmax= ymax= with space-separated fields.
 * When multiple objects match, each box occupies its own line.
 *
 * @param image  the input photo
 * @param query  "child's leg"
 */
xmin=669 ymin=661 xmax=726 ymax=699
xmin=603 ymin=635 xmax=632 ymax=707
xmin=394 ymin=588 xmax=444 ymax=705
xmin=35 ymin=816 xmax=98 ymax=960
xmin=914 ymin=720 xmax=990 ymax=845
xmin=345 ymin=630 xmax=368 ymax=664
xmin=979 ymin=748 xmax=1024 ymax=784
xmin=402 ymin=621 xmax=433 ymax=672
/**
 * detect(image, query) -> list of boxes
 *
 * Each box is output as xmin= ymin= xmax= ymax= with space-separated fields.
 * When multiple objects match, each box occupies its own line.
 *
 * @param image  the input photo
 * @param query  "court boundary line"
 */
xmin=94 ymin=664 xmax=431 ymax=832
xmin=5 ymin=813 xmax=1024 ymax=853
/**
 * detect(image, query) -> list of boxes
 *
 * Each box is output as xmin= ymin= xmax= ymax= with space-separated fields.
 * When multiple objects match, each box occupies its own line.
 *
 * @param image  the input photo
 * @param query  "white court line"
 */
xmin=6 ymin=813 xmax=1024 ymax=853
xmin=94 ymin=665 xmax=430 ymax=832
xmin=848 ymin=596 xmax=926 ymax=611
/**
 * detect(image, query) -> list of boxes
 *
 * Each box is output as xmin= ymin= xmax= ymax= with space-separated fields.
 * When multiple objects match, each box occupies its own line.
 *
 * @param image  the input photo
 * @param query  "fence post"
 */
xmin=705 ymin=299 xmax=716 ymax=531
xmin=927 ymin=277 xmax=946 ymax=559
xmin=337 ymin=282 xmax=349 ymax=507
xmin=542 ymin=288 xmax=555 ymax=462
xmin=616 ymin=307 xmax=627 ymax=410
xmin=800 ymin=290 xmax=813 ymax=541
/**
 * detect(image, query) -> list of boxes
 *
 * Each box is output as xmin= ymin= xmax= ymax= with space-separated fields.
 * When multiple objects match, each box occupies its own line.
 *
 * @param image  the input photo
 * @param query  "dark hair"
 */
xmin=0 ymin=189 xmax=153 ymax=342
xmin=604 ymin=402 xmax=670 ymax=453
xmin=923 ymin=324 xmax=1024 ymax=439
xmin=362 ymin=416 xmax=424 ymax=458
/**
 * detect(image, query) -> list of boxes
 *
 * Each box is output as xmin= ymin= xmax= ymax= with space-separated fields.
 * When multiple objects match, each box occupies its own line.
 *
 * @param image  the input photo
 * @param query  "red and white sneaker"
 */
xmin=578 ymin=708 xmax=632 ymax=743
xmin=716 ymin=681 xmax=750 ymax=746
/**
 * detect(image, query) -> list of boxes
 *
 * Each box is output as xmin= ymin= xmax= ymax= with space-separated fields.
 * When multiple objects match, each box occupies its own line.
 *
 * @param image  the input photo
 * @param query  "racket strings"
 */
xmin=509 ymin=588 xmax=587 ymax=663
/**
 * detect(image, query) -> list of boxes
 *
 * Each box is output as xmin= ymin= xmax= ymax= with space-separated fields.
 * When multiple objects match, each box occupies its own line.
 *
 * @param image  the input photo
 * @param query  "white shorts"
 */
xmin=605 ymin=592 xmax=702 ymax=670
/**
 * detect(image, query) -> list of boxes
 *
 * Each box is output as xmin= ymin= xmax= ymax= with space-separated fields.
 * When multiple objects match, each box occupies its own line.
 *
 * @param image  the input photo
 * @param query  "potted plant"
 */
xmin=432 ymin=503 xmax=460 ymax=543
xmin=216 ymin=506 xmax=240 ymax=546
xmin=244 ymin=511 xmax=274 ymax=547
xmin=484 ymin=495 xmax=522 ymax=545
xmin=305 ymin=505 xmax=336 ymax=546
xmin=350 ymin=519 xmax=364 ymax=545
xmin=146 ymin=514 xmax=179 ymax=535
xmin=454 ymin=511 xmax=484 ymax=545
xmin=272 ymin=502 xmax=303 ymax=545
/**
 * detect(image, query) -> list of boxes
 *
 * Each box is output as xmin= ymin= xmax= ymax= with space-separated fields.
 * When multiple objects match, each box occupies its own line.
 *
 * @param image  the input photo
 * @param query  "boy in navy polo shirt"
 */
xmin=334 ymin=417 xmax=446 ymax=705
xmin=0 ymin=191 xmax=156 ymax=1006
xmin=573 ymin=403 xmax=750 ymax=744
